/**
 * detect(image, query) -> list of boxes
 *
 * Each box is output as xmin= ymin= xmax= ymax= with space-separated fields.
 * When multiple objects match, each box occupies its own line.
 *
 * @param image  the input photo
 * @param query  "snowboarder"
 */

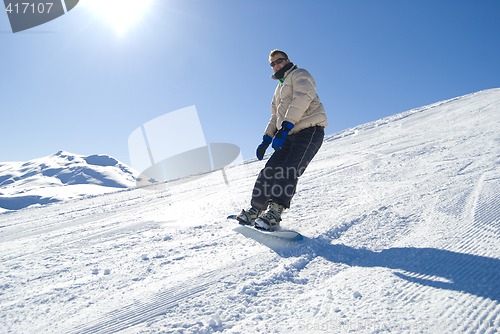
xmin=237 ymin=49 xmax=328 ymax=230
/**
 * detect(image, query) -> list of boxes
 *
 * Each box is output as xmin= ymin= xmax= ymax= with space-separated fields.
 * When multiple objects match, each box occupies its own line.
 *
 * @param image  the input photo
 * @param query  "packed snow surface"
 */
xmin=0 ymin=89 xmax=499 ymax=333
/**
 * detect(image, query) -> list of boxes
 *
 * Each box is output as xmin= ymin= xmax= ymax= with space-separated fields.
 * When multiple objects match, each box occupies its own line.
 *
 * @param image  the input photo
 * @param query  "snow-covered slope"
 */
xmin=0 ymin=89 xmax=499 ymax=333
xmin=0 ymin=151 xmax=138 ymax=212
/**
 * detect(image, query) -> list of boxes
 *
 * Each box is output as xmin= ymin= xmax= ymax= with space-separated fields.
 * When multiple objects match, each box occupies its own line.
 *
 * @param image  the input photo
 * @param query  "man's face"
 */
xmin=269 ymin=54 xmax=290 ymax=73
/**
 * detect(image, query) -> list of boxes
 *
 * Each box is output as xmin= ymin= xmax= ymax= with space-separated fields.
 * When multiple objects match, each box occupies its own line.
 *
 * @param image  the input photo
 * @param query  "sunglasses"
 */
xmin=270 ymin=57 xmax=287 ymax=67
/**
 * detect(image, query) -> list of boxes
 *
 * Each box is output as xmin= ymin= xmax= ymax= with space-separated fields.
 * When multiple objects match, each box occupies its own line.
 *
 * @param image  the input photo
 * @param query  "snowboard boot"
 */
xmin=255 ymin=202 xmax=284 ymax=231
xmin=236 ymin=207 xmax=262 ymax=225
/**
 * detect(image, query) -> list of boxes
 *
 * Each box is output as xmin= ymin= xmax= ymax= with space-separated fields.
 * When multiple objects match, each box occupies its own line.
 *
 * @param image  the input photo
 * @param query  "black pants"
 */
xmin=251 ymin=126 xmax=324 ymax=210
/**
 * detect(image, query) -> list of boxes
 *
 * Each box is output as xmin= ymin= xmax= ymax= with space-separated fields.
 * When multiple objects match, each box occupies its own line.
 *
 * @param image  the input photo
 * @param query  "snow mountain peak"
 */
xmin=0 ymin=151 xmax=138 ymax=212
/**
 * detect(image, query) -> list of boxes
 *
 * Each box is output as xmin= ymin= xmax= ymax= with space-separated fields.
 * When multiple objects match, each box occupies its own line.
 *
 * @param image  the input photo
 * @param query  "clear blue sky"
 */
xmin=1 ymin=0 xmax=499 ymax=166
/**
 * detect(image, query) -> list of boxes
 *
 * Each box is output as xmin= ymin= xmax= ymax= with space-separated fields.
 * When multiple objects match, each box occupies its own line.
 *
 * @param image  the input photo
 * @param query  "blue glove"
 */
xmin=272 ymin=121 xmax=294 ymax=151
xmin=256 ymin=134 xmax=272 ymax=160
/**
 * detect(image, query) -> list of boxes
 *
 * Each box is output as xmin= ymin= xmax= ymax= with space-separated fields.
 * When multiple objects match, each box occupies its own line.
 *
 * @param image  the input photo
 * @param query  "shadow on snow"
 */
xmin=236 ymin=227 xmax=500 ymax=303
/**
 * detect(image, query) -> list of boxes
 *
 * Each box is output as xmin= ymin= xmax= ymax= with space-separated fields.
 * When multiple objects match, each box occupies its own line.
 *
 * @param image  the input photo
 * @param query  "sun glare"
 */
xmin=83 ymin=0 xmax=154 ymax=36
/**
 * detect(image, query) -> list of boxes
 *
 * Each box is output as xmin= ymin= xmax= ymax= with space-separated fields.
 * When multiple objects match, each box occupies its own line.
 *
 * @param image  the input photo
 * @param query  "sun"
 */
xmin=82 ymin=0 xmax=154 ymax=36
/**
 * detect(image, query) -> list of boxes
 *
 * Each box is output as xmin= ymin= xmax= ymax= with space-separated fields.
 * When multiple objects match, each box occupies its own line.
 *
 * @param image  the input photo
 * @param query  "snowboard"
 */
xmin=227 ymin=215 xmax=303 ymax=241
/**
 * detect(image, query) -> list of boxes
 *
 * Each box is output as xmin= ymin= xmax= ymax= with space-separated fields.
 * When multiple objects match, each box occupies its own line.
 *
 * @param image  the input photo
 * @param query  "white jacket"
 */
xmin=265 ymin=66 xmax=328 ymax=137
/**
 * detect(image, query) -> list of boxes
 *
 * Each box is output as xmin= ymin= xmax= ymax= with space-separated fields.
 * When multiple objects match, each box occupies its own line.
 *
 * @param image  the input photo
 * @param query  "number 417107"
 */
xmin=5 ymin=2 xmax=54 ymax=14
